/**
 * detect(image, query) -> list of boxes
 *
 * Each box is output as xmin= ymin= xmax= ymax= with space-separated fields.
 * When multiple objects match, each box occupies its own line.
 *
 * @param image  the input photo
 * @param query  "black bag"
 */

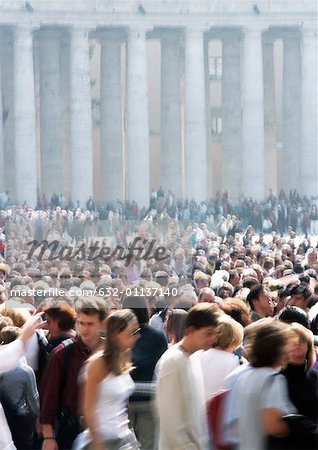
xmin=0 ymin=378 xmax=35 ymax=450
xmin=267 ymin=414 xmax=318 ymax=450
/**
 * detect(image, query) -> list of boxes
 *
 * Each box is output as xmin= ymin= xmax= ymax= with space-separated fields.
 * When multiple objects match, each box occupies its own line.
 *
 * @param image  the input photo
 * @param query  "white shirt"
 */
xmin=198 ymin=349 xmax=240 ymax=400
xmin=232 ymin=367 xmax=296 ymax=450
xmin=156 ymin=344 xmax=210 ymax=450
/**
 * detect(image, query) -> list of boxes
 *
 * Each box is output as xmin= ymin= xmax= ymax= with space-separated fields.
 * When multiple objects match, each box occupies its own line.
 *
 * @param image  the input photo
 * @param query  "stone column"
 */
xmin=184 ymin=27 xmax=207 ymax=201
xmin=0 ymin=31 xmax=15 ymax=197
xmin=221 ymin=29 xmax=242 ymax=200
xmin=69 ymin=27 xmax=93 ymax=207
xmin=282 ymin=30 xmax=301 ymax=192
xmin=0 ymin=36 xmax=4 ymax=192
xmin=100 ymin=30 xmax=124 ymax=203
xmin=13 ymin=26 xmax=37 ymax=206
xmin=242 ymin=27 xmax=265 ymax=200
xmin=161 ymin=30 xmax=182 ymax=198
xmin=39 ymin=29 xmax=63 ymax=199
xmin=263 ymin=33 xmax=278 ymax=194
xmin=301 ymin=28 xmax=317 ymax=195
xmin=126 ymin=27 xmax=150 ymax=206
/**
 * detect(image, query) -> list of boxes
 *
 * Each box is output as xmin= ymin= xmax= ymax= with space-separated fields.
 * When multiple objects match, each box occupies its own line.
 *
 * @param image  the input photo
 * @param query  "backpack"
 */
xmin=206 ymin=389 xmax=231 ymax=450
xmin=0 ymin=373 xmax=35 ymax=449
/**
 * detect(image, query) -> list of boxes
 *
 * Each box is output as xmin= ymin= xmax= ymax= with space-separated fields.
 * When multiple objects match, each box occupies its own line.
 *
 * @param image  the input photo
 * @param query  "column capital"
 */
xmin=243 ymin=26 xmax=267 ymax=37
xmin=69 ymin=26 xmax=94 ymax=38
xmin=127 ymin=26 xmax=152 ymax=38
xmin=185 ymin=26 xmax=210 ymax=36
xmin=13 ymin=24 xmax=36 ymax=36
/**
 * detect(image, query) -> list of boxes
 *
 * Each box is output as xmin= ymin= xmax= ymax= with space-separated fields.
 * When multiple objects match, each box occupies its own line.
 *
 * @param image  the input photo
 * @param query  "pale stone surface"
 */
xmin=184 ymin=28 xmax=207 ymax=201
xmin=242 ymin=28 xmax=265 ymax=200
xmin=263 ymin=33 xmax=278 ymax=194
xmin=13 ymin=26 xmax=37 ymax=206
xmin=39 ymin=29 xmax=63 ymax=198
xmin=282 ymin=31 xmax=301 ymax=192
xmin=221 ymin=29 xmax=242 ymax=200
xmin=161 ymin=30 xmax=182 ymax=197
xmin=301 ymin=29 xmax=318 ymax=195
xmin=126 ymin=28 xmax=150 ymax=206
xmin=100 ymin=30 xmax=124 ymax=202
xmin=69 ymin=27 xmax=93 ymax=206
xmin=0 ymin=45 xmax=4 ymax=192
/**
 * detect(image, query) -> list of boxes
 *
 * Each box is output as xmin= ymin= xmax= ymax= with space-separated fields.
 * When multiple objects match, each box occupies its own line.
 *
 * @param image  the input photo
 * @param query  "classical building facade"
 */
xmin=0 ymin=0 xmax=317 ymax=206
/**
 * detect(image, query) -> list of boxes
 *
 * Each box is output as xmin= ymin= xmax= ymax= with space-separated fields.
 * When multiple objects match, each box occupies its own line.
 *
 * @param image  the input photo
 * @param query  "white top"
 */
xmin=232 ymin=367 xmax=296 ymax=450
xmin=0 ymin=339 xmax=25 ymax=450
xmin=94 ymin=373 xmax=135 ymax=440
xmin=156 ymin=343 xmax=210 ymax=450
xmin=197 ymin=349 xmax=241 ymax=400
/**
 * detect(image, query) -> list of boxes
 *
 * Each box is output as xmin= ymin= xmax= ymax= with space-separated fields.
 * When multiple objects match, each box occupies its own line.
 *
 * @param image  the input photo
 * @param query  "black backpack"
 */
xmin=0 ymin=374 xmax=35 ymax=449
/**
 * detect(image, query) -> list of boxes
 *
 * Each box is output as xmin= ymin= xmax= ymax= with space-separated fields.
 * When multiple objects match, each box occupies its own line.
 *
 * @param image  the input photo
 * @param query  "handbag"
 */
xmin=267 ymin=414 xmax=318 ymax=450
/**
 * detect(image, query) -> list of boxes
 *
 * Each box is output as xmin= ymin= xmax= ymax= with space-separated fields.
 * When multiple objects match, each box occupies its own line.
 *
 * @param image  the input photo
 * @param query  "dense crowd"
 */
xmin=0 ymin=198 xmax=317 ymax=450
xmin=1 ymin=188 xmax=318 ymax=238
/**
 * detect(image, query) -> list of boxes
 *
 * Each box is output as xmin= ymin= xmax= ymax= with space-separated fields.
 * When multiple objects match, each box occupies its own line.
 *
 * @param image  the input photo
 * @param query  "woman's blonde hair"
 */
xmin=290 ymin=322 xmax=316 ymax=369
xmin=213 ymin=314 xmax=244 ymax=351
xmin=102 ymin=309 xmax=137 ymax=376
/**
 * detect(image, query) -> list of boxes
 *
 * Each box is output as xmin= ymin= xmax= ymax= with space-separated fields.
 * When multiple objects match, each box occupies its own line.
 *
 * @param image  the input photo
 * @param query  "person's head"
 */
xmin=287 ymin=283 xmax=312 ymax=311
xmin=102 ymin=309 xmax=139 ymax=375
xmin=193 ymin=271 xmax=211 ymax=290
xmin=217 ymin=282 xmax=234 ymax=299
xmin=277 ymin=306 xmax=310 ymax=329
xmin=248 ymin=320 xmax=291 ymax=369
xmin=220 ymin=298 xmax=251 ymax=327
xmin=0 ymin=325 xmax=21 ymax=344
xmin=247 ymin=285 xmax=275 ymax=318
xmin=166 ymin=309 xmax=188 ymax=344
xmin=183 ymin=303 xmax=220 ymax=352
xmin=288 ymin=322 xmax=316 ymax=369
xmin=75 ymin=297 xmax=108 ymax=348
xmin=43 ymin=300 xmax=77 ymax=337
xmin=212 ymin=314 xmax=244 ymax=352
xmin=122 ymin=295 xmax=149 ymax=326
xmin=198 ymin=287 xmax=215 ymax=303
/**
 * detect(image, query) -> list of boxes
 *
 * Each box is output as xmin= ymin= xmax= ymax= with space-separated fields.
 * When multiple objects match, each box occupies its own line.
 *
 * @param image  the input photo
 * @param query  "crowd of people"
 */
xmin=1 ymin=188 xmax=318 ymax=240
xmin=0 ymin=194 xmax=318 ymax=450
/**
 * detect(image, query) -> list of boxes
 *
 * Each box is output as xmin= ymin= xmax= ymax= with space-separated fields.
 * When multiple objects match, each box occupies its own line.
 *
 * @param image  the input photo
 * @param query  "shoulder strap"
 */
xmin=61 ymin=339 xmax=75 ymax=385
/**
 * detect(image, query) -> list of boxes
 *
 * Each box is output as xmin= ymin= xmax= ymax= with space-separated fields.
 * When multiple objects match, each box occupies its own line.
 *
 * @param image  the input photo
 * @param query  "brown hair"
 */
xmin=290 ymin=322 xmax=316 ymax=370
xmin=44 ymin=300 xmax=77 ymax=331
xmin=248 ymin=320 xmax=290 ymax=368
xmin=102 ymin=309 xmax=137 ymax=375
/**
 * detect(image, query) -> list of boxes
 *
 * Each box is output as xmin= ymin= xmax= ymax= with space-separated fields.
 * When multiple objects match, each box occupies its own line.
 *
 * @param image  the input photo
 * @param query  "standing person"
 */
xmin=40 ymin=298 xmax=107 ymax=450
xmin=75 ymin=309 xmax=141 ymax=450
xmin=231 ymin=320 xmax=296 ymax=450
xmin=0 ymin=326 xmax=39 ymax=450
xmin=0 ymin=313 xmax=45 ymax=450
xmin=122 ymin=296 xmax=167 ymax=450
xmin=156 ymin=303 xmax=220 ymax=450
xmin=280 ymin=323 xmax=318 ymax=450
